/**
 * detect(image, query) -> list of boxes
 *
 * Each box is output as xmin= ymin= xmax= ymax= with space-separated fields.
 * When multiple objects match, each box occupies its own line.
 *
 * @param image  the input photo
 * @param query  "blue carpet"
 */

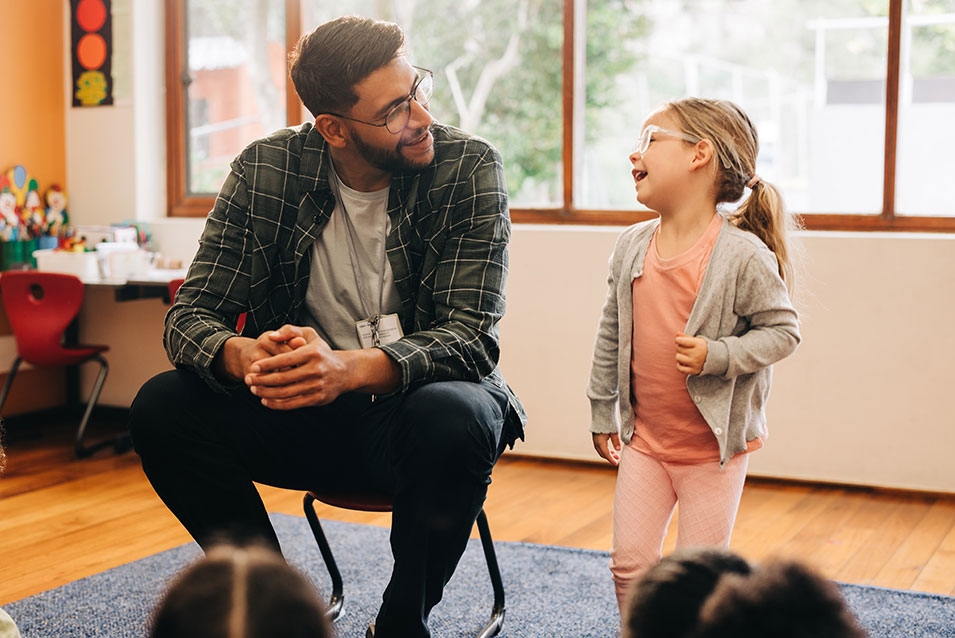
xmin=6 ymin=513 xmax=955 ymax=637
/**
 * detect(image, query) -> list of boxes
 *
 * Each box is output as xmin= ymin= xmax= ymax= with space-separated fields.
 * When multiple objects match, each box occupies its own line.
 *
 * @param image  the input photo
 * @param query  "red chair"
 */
xmin=167 ymin=277 xmax=184 ymax=304
xmin=168 ymin=277 xmax=246 ymax=333
xmin=304 ymin=491 xmax=506 ymax=637
xmin=0 ymin=271 xmax=124 ymax=458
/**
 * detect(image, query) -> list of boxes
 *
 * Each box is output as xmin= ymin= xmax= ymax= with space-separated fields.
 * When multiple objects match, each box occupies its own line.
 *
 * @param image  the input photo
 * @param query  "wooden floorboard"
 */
xmin=2 ymin=417 xmax=954 ymax=606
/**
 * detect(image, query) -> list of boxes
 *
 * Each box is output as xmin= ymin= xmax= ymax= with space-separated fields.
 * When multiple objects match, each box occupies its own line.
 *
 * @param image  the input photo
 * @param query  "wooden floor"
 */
xmin=2 ymin=416 xmax=955 ymax=606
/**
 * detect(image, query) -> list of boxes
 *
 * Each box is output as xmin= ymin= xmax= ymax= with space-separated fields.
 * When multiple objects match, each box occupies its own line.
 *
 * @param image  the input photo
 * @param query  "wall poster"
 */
xmin=71 ymin=0 xmax=113 ymax=107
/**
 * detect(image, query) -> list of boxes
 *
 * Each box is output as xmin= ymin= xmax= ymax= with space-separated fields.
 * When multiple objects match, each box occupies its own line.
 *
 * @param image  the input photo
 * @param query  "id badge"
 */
xmin=356 ymin=313 xmax=404 ymax=348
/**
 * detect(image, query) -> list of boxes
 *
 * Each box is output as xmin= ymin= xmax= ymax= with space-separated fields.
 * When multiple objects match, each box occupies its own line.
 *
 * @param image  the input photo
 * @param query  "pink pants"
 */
xmin=610 ymin=443 xmax=749 ymax=612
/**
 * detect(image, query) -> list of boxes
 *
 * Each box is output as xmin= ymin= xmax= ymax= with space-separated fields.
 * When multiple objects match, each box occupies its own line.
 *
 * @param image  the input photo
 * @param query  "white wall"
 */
xmin=65 ymin=0 xmax=165 ymax=227
xmin=499 ymin=226 xmax=955 ymax=493
xmin=63 ymin=2 xmax=955 ymax=493
xmin=80 ymin=222 xmax=955 ymax=493
xmin=67 ymin=0 xmax=178 ymax=411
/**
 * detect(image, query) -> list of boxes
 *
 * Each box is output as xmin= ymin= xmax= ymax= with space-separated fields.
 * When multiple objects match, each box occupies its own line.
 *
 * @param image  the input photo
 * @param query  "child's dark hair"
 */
xmin=664 ymin=98 xmax=801 ymax=293
xmin=0 ymin=419 xmax=7 ymax=473
xmin=695 ymin=559 xmax=867 ymax=638
xmin=623 ymin=546 xmax=752 ymax=638
xmin=149 ymin=543 xmax=331 ymax=638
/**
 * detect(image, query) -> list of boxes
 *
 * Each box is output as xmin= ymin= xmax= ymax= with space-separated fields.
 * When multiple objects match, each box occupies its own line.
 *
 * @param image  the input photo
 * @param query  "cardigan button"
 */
xmin=714 ymin=427 xmax=724 ymax=435
xmin=694 ymin=395 xmax=702 ymax=402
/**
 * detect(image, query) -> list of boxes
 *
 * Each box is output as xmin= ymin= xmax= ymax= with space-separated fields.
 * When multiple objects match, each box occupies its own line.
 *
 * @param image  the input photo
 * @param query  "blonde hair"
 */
xmin=663 ymin=98 xmax=801 ymax=293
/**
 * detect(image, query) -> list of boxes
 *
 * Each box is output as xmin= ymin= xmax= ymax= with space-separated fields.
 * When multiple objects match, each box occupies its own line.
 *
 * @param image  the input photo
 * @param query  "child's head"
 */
xmin=695 ymin=559 xmax=866 ymax=638
xmin=660 ymin=98 xmax=760 ymax=207
xmin=149 ymin=543 xmax=331 ymax=638
xmin=0 ymin=419 xmax=7 ymax=474
xmin=632 ymin=98 xmax=800 ymax=291
xmin=622 ymin=546 xmax=752 ymax=638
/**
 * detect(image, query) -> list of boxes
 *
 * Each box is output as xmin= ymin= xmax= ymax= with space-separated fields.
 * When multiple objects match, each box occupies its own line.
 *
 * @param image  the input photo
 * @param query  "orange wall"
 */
xmin=0 ymin=1 xmax=67 ymax=415
xmin=0 ymin=1 xmax=66 ymax=191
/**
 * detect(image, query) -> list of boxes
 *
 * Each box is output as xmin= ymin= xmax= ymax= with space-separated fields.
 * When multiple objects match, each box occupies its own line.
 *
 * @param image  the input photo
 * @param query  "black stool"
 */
xmin=303 ymin=490 xmax=506 ymax=637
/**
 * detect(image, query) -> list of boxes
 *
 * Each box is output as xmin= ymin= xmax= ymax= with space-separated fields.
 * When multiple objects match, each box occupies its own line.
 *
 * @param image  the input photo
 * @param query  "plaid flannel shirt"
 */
xmin=166 ymin=122 xmax=526 ymax=444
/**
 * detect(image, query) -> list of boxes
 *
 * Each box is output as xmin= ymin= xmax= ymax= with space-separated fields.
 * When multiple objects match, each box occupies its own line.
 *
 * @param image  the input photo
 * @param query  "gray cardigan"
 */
xmin=587 ymin=217 xmax=800 ymax=467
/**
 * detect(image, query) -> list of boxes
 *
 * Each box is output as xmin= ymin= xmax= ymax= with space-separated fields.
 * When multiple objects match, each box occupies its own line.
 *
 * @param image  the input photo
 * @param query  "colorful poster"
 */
xmin=71 ymin=0 xmax=113 ymax=107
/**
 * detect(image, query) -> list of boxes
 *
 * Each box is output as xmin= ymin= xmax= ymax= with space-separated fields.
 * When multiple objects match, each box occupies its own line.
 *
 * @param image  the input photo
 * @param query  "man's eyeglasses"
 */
xmin=632 ymin=125 xmax=701 ymax=155
xmin=323 ymin=66 xmax=434 ymax=134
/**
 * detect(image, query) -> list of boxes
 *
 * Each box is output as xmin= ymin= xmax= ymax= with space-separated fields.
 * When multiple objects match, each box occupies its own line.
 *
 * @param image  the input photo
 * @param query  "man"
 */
xmin=129 ymin=15 xmax=525 ymax=638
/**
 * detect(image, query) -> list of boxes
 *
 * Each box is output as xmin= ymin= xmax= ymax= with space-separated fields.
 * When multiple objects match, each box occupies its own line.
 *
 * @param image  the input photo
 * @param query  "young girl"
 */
xmin=586 ymin=97 xmax=801 ymax=613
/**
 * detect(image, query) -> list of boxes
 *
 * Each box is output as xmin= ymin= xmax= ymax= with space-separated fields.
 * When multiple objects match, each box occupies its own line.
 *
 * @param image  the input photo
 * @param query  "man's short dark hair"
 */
xmin=289 ymin=15 xmax=406 ymax=118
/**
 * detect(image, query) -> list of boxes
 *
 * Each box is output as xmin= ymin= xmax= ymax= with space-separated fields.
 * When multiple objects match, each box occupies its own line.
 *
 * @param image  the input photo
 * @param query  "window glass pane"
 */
xmin=186 ymin=0 xmax=286 ymax=195
xmin=301 ymin=1 xmax=563 ymax=207
xmin=896 ymin=0 xmax=955 ymax=216
xmin=582 ymin=0 xmax=890 ymax=215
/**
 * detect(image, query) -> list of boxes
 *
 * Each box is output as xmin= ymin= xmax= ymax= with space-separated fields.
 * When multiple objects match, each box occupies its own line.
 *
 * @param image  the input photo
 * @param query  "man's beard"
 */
xmin=351 ymin=125 xmax=433 ymax=173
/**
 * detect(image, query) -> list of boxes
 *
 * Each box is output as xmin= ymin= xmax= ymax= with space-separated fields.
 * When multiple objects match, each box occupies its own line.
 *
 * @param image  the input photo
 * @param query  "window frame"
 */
xmin=164 ymin=0 xmax=303 ymax=218
xmin=165 ymin=0 xmax=955 ymax=232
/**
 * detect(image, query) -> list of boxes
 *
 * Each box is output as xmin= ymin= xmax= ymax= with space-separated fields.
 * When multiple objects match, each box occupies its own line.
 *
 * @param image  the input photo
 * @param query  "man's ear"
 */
xmin=689 ymin=139 xmax=715 ymax=172
xmin=314 ymin=114 xmax=349 ymax=149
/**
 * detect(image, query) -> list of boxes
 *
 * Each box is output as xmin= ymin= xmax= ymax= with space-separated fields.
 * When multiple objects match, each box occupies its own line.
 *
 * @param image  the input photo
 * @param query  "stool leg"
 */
xmin=475 ymin=509 xmax=506 ymax=638
xmin=0 ymin=357 xmax=22 ymax=414
xmin=304 ymin=493 xmax=345 ymax=621
xmin=75 ymin=354 xmax=119 ymax=459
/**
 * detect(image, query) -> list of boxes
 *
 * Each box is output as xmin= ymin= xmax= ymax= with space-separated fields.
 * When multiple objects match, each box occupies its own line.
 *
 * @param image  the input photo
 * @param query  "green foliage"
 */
xmin=476 ymin=4 xmax=565 ymax=201
xmin=584 ymin=1 xmax=647 ymax=145
xmin=197 ymin=0 xmax=955 ymax=205
xmin=401 ymin=0 xmax=645 ymax=201
xmin=912 ymin=27 xmax=955 ymax=75
xmin=399 ymin=1 xmax=562 ymax=201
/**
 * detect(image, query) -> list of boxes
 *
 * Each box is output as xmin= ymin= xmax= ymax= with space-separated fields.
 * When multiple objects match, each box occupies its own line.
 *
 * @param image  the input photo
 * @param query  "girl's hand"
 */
xmin=593 ymin=432 xmax=621 ymax=466
xmin=675 ymin=333 xmax=708 ymax=375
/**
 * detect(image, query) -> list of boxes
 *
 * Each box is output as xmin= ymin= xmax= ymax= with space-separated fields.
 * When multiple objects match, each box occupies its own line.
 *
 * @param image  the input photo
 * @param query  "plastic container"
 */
xmin=33 ymin=248 xmax=101 ymax=281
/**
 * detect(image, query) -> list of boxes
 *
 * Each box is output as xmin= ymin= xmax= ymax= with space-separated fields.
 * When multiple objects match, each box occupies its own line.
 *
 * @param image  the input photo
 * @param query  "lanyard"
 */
xmin=331 ymin=170 xmax=389 ymax=327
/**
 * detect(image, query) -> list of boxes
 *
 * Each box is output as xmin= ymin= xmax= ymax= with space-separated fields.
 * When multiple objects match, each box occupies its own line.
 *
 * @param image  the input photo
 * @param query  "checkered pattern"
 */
xmin=164 ymin=122 xmax=525 ymax=439
xmin=610 ymin=444 xmax=749 ymax=611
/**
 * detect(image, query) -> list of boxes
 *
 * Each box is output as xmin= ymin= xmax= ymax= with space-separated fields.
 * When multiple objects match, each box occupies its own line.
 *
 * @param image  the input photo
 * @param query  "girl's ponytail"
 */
xmin=728 ymin=178 xmax=799 ymax=293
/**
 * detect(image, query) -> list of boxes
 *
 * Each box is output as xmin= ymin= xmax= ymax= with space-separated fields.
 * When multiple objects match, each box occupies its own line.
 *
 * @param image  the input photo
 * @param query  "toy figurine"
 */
xmin=62 ymin=234 xmax=86 ymax=252
xmin=3 ymin=165 xmax=31 ymax=208
xmin=0 ymin=184 xmax=20 ymax=241
xmin=44 ymin=184 xmax=69 ymax=238
xmin=22 ymin=181 xmax=45 ymax=238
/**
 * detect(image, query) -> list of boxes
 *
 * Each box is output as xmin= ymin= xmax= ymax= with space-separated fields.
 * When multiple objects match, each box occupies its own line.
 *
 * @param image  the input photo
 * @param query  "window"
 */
xmin=583 ymin=1 xmax=892 ymax=215
xmin=896 ymin=0 xmax=955 ymax=216
xmin=166 ymin=0 xmax=299 ymax=217
xmin=167 ymin=0 xmax=955 ymax=231
xmin=301 ymin=0 xmax=564 ymax=206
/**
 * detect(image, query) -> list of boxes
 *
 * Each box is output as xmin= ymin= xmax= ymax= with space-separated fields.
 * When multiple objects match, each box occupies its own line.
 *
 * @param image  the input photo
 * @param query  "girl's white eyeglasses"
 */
xmin=632 ymin=125 xmax=701 ymax=155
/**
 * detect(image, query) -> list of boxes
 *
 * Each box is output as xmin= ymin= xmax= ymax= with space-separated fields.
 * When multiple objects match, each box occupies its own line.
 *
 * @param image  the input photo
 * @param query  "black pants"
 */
xmin=128 ymin=369 xmax=509 ymax=638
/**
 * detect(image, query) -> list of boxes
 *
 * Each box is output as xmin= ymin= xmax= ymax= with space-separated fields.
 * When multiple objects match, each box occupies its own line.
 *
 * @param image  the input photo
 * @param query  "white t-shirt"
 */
xmin=304 ymin=169 xmax=402 ymax=350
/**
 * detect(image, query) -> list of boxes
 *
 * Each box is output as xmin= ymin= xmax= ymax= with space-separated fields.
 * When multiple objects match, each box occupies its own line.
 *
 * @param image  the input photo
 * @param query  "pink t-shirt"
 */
xmin=629 ymin=214 xmax=762 ymax=464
